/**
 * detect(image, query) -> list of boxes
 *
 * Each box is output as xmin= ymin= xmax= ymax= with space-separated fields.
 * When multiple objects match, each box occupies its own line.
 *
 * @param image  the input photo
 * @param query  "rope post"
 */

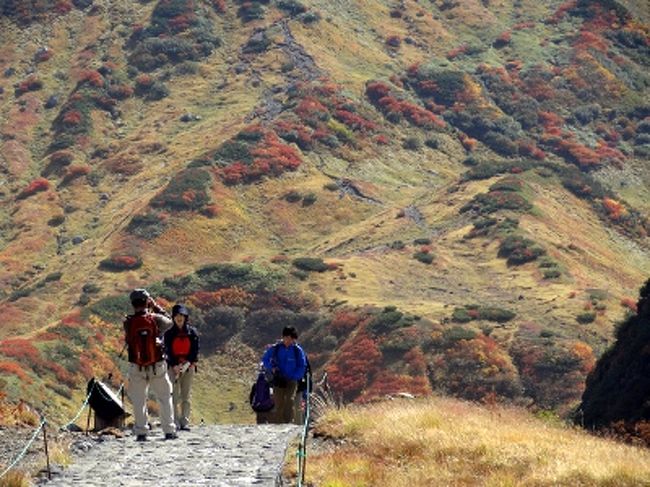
xmin=120 ymin=384 xmax=126 ymax=430
xmin=297 ymin=370 xmax=312 ymax=487
xmin=42 ymin=418 xmax=51 ymax=480
xmin=85 ymin=404 xmax=92 ymax=435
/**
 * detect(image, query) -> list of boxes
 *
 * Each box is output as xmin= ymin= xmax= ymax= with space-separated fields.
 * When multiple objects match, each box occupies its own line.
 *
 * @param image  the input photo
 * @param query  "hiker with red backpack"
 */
xmin=163 ymin=304 xmax=199 ymax=431
xmin=261 ymin=326 xmax=307 ymax=423
xmin=123 ymin=289 xmax=177 ymax=441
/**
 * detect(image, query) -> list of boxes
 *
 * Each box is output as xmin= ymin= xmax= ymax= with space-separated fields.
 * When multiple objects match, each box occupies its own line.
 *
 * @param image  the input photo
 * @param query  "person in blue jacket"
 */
xmin=261 ymin=326 xmax=307 ymax=423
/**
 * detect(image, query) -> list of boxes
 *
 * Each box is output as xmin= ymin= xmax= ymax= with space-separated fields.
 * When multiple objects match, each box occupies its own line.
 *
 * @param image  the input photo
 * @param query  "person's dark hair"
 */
xmin=130 ymin=288 xmax=149 ymax=307
xmin=172 ymin=304 xmax=189 ymax=317
xmin=282 ymin=326 xmax=298 ymax=339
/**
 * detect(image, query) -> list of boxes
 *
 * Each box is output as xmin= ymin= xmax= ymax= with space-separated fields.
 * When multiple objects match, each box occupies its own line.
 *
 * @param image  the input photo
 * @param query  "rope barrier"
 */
xmin=0 ymin=379 xmax=125 ymax=481
xmin=59 ymin=382 xmax=96 ymax=432
xmin=0 ymin=418 xmax=46 ymax=480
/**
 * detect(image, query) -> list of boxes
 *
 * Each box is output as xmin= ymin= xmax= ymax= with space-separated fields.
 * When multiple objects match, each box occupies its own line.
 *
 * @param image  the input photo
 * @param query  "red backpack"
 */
xmin=125 ymin=313 xmax=163 ymax=366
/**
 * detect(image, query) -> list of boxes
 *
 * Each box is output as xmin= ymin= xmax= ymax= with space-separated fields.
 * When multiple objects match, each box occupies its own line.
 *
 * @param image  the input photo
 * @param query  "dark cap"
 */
xmin=172 ymin=304 xmax=189 ymax=317
xmin=129 ymin=288 xmax=150 ymax=305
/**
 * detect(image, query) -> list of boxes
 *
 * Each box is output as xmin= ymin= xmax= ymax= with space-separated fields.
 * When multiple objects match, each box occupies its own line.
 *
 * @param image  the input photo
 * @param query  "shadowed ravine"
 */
xmin=39 ymin=424 xmax=300 ymax=487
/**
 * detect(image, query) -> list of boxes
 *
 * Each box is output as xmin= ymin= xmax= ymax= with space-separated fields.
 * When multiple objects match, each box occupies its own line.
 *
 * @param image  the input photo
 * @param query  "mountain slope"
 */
xmin=0 ymin=0 xmax=648 ymax=423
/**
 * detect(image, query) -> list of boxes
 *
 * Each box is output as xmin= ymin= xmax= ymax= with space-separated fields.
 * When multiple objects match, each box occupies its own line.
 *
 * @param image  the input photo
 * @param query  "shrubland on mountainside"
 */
xmin=0 ymin=0 xmax=648 ymax=438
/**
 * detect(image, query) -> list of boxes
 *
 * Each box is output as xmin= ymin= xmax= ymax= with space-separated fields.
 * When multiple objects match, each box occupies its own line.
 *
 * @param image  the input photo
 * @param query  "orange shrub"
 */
xmin=16 ymin=177 xmax=50 ymax=199
xmin=602 ymin=197 xmax=627 ymax=220
xmin=0 ymin=361 xmax=32 ymax=382
xmin=620 ymin=297 xmax=637 ymax=313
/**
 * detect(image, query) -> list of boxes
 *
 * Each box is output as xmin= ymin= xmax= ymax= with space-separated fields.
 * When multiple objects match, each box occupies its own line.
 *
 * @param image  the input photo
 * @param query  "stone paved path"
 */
xmin=40 ymin=424 xmax=300 ymax=486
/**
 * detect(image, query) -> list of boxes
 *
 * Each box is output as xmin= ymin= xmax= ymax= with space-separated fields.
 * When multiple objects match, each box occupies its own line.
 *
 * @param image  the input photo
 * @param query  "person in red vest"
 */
xmin=163 ymin=304 xmax=200 ymax=431
xmin=124 ymin=289 xmax=177 ymax=441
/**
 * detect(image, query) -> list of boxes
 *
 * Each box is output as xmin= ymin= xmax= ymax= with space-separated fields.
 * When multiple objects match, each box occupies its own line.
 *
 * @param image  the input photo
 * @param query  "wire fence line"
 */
xmin=0 ymin=380 xmax=123 ymax=481
xmin=0 ymin=418 xmax=46 ymax=480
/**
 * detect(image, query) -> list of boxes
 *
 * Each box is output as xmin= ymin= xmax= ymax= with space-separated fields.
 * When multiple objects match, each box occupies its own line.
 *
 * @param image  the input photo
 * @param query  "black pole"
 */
xmin=42 ymin=420 xmax=51 ymax=480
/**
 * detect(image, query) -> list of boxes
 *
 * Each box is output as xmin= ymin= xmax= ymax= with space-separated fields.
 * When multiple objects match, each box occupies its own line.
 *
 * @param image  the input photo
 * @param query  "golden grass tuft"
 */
xmin=307 ymin=396 xmax=650 ymax=486
xmin=0 ymin=469 xmax=31 ymax=487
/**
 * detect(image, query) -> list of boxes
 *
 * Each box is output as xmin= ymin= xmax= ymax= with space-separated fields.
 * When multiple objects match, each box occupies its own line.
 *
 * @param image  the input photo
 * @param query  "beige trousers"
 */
xmin=127 ymin=360 xmax=175 ymax=436
xmin=170 ymin=366 xmax=194 ymax=428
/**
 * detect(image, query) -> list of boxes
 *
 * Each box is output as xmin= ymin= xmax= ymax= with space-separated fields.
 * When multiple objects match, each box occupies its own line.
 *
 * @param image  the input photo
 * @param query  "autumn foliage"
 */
xmin=16 ymin=177 xmax=50 ymax=200
xmin=327 ymin=333 xmax=383 ymax=402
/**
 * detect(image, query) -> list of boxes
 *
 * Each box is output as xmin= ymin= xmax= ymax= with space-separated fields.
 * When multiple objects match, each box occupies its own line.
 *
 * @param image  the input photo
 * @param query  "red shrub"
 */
xmin=366 ymin=81 xmax=392 ymax=103
xmin=328 ymin=333 xmax=382 ymax=402
xmin=361 ymin=373 xmax=430 ymax=401
xmin=329 ymin=311 xmax=365 ymax=335
xmin=15 ymin=76 xmax=43 ymax=96
xmin=494 ymin=31 xmax=512 ymax=48
xmin=49 ymin=150 xmax=74 ymax=166
xmin=548 ymin=0 xmax=577 ymax=24
xmin=334 ymin=109 xmax=377 ymax=132
xmin=459 ymin=133 xmax=477 ymax=151
xmin=222 ymin=162 xmax=248 ymax=185
xmin=17 ymin=177 xmax=50 ymax=200
xmin=80 ymin=70 xmax=105 ymax=88
xmin=54 ymin=0 xmax=73 ymax=14
xmin=169 ymin=13 xmax=196 ymax=32
xmin=513 ymin=21 xmax=535 ymax=30
xmin=135 ymin=74 xmax=154 ymax=88
xmin=62 ymin=110 xmax=83 ymax=126
xmin=270 ymin=254 xmax=289 ymax=264
xmin=295 ymin=96 xmax=330 ymax=124
xmin=620 ymin=297 xmax=637 ymax=313
xmin=62 ymin=165 xmax=91 ymax=184
xmin=99 ymin=254 xmax=143 ymax=271
xmin=0 ymin=339 xmax=41 ymax=362
xmin=202 ymin=204 xmax=220 ymax=218
xmin=108 ymin=84 xmax=134 ymax=100
xmin=34 ymin=48 xmax=54 ymax=63
xmin=375 ymin=134 xmax=389 ymax=145
xmin=574 ymin=30 xmax=609 ymax=52
xmin=446 ymin=45 xmax=468 ymax=59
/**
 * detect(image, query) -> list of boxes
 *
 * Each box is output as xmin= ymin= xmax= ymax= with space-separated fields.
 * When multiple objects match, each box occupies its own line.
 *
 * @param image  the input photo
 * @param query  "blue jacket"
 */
xmin=262 ymin=342 xmax=307 ymax=381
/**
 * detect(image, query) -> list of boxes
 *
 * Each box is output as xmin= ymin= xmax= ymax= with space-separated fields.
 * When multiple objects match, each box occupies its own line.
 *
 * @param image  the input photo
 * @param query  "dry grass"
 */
xmin=306 ymin=396 xmax=650 ymax=486
xmin=0 ymin=470 xmax=31 ymax=487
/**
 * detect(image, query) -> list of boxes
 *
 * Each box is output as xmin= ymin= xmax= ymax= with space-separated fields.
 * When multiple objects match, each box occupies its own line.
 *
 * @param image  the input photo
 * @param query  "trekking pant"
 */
xmin=127 ymin=360 xmax=175 ymax=436
xmin=170 ymin=365 xmax=194 ymax=428
xmin=273 ymin=380 xmax=298 ymax=424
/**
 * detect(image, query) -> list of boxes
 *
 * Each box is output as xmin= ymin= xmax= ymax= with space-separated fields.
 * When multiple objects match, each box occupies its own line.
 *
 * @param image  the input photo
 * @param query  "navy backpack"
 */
xmin=249 ymin=371 xmax=274 ymax=412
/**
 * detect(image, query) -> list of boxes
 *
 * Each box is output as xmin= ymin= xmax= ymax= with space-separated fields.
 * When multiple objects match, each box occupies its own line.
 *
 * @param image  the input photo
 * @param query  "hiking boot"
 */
xmin=179 ymin=425 xmax=191 ymax=431
xmin=135 ymin=435 xmax=147 ymax=442
xmin=164 ymin=432 xmax=178 ymax=440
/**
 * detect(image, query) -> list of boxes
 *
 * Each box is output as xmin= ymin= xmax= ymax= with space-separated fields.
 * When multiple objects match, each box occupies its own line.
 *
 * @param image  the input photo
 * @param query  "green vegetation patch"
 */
xmin=452 ymin=305 xmax=516 ymax=323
